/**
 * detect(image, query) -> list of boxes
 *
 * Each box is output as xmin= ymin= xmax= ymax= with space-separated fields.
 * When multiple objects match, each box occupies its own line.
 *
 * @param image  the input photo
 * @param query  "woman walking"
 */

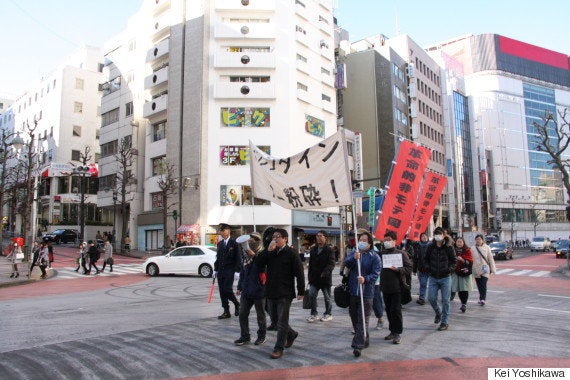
xmin=38 ymin=242 xmax=49 ymax=279
xmin=101 ymin=239 xmax=114 ymax=273
xmin=7 ymin=243 xmax=22 ymax=278
xmin=472 ymin=234 xmax=496 ymax=305
xmin=450 ymin=237 xmax=474 ymax=313
xmin=75 ymin=242 xmax=87 ymax=272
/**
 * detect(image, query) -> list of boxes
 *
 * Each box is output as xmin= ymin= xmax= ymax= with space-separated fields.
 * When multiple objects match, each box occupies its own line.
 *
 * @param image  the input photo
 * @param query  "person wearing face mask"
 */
xmin=424 ymin=227 xmax=456 ymax=331
xmin=411 ymin=233 xmax=431 ymax=305
xmin=344 ymin=230 xmax=381 ymax=357
xmin=234 ymin=232 xmax=267 ymax=347
xmin=380 ymin=231 xmax=413 ymax=344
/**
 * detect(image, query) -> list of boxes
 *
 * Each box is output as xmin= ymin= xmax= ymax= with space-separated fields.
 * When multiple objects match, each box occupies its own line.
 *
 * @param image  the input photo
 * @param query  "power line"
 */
xmin=7 ymin=0 xmax=78 ymax=48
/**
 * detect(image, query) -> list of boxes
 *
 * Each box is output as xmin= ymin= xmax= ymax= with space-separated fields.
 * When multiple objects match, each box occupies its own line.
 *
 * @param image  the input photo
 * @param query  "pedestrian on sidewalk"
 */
xmin=424 ymin=227 xmax=456 ymax=332
xmin=306 ymin=230 xmax=336 ymax=323
xmin=256 ymin=228 xmax=305 ymax=359
xmin=450 ymin=237 xmax=474 ymax=313
xmin=38 ymin=242 xmax=49 ymax=279
xmin=28 ymin=241 xmax=41 ymax=277
xmin=101 ymin=239 xmax=114 ymax=272
xmin=472 ymin=234 xmax=496 ymax=306
xmin=47 ymin=242 xmax=54 ymax=269
xmin=411 ymin=233 xmax=430 ymax=305
xmin=7 ymin=242 xmax=22 ymax=278
xmin=75 ymin=242 xmax=86 ymax=272
xmin=234 ymin=232 xmax=266 ymax=347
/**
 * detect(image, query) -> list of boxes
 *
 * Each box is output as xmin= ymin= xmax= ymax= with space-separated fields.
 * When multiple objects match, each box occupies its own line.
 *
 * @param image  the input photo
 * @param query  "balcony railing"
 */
xmin=143 ymin=94 xmax=168 ymax=118
xmin=146 ymin=38 xmax=170 ymax=63
xmin=214 ymin=82 xmax=275 ymax=99
xmin=213 ymin=51 xmax=275 ymax=68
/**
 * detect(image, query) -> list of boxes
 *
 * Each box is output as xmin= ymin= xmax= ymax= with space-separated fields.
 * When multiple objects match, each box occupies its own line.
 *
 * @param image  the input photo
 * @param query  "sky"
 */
xmin=1 ymin=0 xmax=568 ymax=99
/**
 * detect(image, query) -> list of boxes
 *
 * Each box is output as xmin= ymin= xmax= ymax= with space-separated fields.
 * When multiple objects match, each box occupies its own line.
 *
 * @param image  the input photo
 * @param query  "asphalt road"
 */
xmin=0 ymin=250 xmax=568 ymax=379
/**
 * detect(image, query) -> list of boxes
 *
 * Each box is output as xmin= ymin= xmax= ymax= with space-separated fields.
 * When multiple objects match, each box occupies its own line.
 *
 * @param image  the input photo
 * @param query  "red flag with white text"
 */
xmin=408 ymin=172 xmax=447 ymax=240
xmin=373 ymin=140 xmax=430 ymax=244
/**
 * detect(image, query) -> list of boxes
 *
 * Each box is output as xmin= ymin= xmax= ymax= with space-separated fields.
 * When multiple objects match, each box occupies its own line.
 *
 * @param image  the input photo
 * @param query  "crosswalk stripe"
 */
xmin=495 ymin=268 xmax=516 ymax=274
xmin=494 ymin=268 xmax=551 ymax=277
xmin=53 ymin=264 xmax=143 ymax=280
xmin=510 ymin=269 xmax=533 ymax=276
xmin=529 ymin=271 xmax=550 ymax=277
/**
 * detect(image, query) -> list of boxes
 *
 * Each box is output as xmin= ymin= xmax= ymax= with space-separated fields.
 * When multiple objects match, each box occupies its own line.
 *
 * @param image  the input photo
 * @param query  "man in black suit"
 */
xmin=214 ymin=223 xmax=241 ymax=319
xmin=306 ymin=230 xmax=336 ymax=322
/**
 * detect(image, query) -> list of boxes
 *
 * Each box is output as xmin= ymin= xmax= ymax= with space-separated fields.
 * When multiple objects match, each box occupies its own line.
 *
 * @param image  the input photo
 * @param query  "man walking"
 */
xmin=256 ymin=228 xmax=305 ymax=359
xmin=214 ymin=223 xmax=241 ymax=319
xmin=306 ymin=230 xmax=336 ymax=322
xmin=424 ymin=227 xmax=456 ymax=331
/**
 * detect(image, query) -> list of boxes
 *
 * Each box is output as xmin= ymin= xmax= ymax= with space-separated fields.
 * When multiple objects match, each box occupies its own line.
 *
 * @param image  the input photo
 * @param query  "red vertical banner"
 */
xmin=408 ymin=172 xmax=447 ymax=240
xmin=374 ymin=141 xmax=431 ymax=244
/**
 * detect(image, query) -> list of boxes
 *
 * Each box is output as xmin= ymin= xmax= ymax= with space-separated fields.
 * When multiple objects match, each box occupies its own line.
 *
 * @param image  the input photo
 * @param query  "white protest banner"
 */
xmin=249 ymin=131 xmax=352 ymax=210
xmin=382 ymin=253 xmax=403 ymax=268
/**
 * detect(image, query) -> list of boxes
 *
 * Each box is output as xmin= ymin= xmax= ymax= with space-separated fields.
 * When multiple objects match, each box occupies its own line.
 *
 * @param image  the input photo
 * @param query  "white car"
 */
xmin=143 ymin=245 xmax=217 ymax=277
xmin=530 ymin=237 xmax=551 ymax=252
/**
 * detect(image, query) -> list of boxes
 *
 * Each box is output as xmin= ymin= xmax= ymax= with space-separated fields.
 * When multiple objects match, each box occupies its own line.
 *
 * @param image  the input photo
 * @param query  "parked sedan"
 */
xmin=554 ymin=240 xmax=570 ymax=259
xmin=143 ymin=245 xmax=217 ymax=277
xmin=42 ymin=229 xmax=78 ymax=244
xmin=489 ymin=242 xmax=513 ymax=260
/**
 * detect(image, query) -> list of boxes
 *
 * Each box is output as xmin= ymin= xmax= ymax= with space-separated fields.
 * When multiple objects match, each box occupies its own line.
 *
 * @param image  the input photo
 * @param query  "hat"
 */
xmin=434 ymin=227 xmax=444 ymax=235
xmin=250 ymin=232 xmax=262 ymax=241
xmin=218 ymin=223 xmax=231 ymax=231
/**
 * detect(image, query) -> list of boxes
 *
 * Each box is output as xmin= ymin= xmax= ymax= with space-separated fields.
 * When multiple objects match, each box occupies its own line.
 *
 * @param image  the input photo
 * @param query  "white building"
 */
xmin=0 ymin=46 xmax=104 ymax=240
xmin=428 ymin=34 xmax=570 ymax=240
xmin=99 ymin=0 xmax=340 ymax=251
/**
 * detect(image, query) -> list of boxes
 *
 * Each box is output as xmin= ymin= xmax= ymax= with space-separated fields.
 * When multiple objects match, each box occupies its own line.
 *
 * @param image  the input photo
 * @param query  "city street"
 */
xmin=0 ymin=247 xmax=569 ymax=379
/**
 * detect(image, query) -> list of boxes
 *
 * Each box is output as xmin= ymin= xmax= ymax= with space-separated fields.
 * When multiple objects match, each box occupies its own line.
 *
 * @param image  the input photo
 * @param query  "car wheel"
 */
xmin=199 ymin=264 xmax=213 ymax=278
xmin=147 ymin=263 xmax=159 ymax=276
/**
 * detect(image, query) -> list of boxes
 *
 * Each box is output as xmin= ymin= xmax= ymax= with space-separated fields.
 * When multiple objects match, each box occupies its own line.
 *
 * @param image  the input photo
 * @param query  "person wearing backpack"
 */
xmin=87 ymin=240 xmax=101 ymax=275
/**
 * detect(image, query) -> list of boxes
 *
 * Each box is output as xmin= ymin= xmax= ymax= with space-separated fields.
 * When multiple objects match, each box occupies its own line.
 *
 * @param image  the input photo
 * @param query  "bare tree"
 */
xmin=113 ymin=136 xmax=137 ymax=252
xmin=533 ymin=109 xmax=570 ymax=220
xmin=0 ymin=129 xmax=18 ymax=244
xmin=75 ymin=146 xmax=92 ymax=242
xmin=156 ymin=159 xmax=177 ymax=252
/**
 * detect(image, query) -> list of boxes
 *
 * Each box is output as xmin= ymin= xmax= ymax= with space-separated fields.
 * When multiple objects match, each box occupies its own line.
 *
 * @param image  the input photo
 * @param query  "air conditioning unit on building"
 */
xmin=408 ymin=82 xmax=417 ymax=99
xmin=406 ymin=63 xmax=415 ymax=78
xmin=409 ymin=103 xmax=418 ymax=118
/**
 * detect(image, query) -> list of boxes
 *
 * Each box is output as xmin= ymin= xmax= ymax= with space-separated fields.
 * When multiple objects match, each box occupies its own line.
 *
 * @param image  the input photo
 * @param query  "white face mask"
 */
xmin=434 ymin=234 xmax=444 ymax=242
xmin=357 ymin=241 xmax=370 ymax=251
xmin=383 ymin=240 xmax=395 ymax=249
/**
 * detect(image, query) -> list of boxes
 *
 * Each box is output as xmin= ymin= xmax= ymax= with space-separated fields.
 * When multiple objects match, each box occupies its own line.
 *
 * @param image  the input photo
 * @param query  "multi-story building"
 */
xmin=0 ymin=96 xmax=14 ymax=113
xmin=0 ymin=46 xmax=105 ymax=239
xmin=428 ymin=34 xmax=570 ymax=240
xmin=99 ymin=0 xmax=340 ymax=251
xmin=343 ymin=34 xmax=448 ymax=232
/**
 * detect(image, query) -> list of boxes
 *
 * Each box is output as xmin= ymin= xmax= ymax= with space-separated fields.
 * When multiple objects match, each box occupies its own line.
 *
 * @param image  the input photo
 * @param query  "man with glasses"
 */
xmin=256 ymin=228 xmax=305 ymax=359
xmin=214 ymin=223 xmax=241 ymax=319
xmin=306 ymin=230 xmax=336 ymax=323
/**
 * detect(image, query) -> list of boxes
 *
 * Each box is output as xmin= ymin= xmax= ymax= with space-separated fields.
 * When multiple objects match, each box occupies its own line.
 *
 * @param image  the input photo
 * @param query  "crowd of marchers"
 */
xmin=211 ymin=223 xmax=496 ymax=359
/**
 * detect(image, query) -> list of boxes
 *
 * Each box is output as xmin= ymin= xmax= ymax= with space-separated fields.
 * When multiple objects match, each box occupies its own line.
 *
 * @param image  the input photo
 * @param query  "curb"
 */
xmin=0 ymin=267 xmax=57 ymax=289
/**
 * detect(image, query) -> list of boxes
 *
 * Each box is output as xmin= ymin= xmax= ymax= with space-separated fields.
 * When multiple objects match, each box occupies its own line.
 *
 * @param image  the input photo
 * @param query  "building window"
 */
xmin=296 ymin=54 xmax=307 ymax=63
xmin=75 ymin=78 xmax=84 ymax=90
xmin=101 ymin=76 xmax=121 ymax=96
xmin=125 ymin=101 xmax=133 ymax=117
xmin=71 ymin=150 xmax=81 ymax=161
xmin=295 ymin=25 xmax=307 ymax=35
xmin=297 ymin=82 xmax=308 ymax=91
xmin=152 ymin=120 xmax=167 ymax=141
xmin=322 ymin=94 xmax=331 ymax=102
xmin=220 ymin=107 xmax=270 ymax=127
xmin=74 ymin=102 xmax=83 ymax=114
xmin=101 ymin=108 xmax=120 ymax=127
xmin=100 ymin=140 xmax=118 ymax=158
xmin=220 ymin=185 xmax=269 ymax=206
xmin=72 ymin=125 xmax=82 ymax=137
xmin=229 ymin=76 xmax=270 ymax=82
xmin=151 ymin=192 xmax=163 ymax=210
xmin=321 ymin=67 xmax=330 ymax=75
xmin=295 ymin=0 xmax=306 ymax=7
xmin=152 ymin=155 xmax=166 ymax=176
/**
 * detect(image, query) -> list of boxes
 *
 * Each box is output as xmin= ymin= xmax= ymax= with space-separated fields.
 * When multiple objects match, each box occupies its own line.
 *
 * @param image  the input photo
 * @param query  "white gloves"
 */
xmin=234 ymin=272 xmax=240 ymax=281
xmin=213 ymin=271 xmax=217 ymax=279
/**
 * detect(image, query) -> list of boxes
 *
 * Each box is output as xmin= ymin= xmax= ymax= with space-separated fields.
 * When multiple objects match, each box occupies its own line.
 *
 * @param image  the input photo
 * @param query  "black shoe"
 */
xmin=110 ymin=269 xmax=113 ymax=272
xmin=284 ymin=331 xmax=298 ymax=348
xmin=234 ymin=302 xmax=240 ymax=316
xmin=218 ymin=312 xmax=231 ymax=319
xmin=364 ymin=338 xmax=369 ymax=348
xmin=234 ymin=337 xmax=250 ymax=346
xmin=353 ymin=349 xmax=361 ymax=357
xmin=267 ymin=324 xmax=277 ymax=331
xmin=416 ymin=299 xmax=425 ymax=305
xmin=384 ymin=333 xmax=395 ymax=340
xmin=254 ymin=336 xmax=266 ymax=345
xmin=393 ymin=334 xmax=401 ymax=344
xmin=460 ymin=304 xmax=467 ymax=313
xmin=437 ymin=323 xmax=448 ymax=331
xmin=9 ymin=274 xmax=14 ymax=278
xmin=14 ymin=273 xmax=19 ymax=278
xmin=434 ymin=314 xmax=441 ymax=324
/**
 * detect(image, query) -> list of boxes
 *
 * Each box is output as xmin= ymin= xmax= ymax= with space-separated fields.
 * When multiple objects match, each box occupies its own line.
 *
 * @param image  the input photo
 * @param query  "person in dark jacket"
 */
xmin=214 ymin=223 xmax=241 ymax=319
xmin=234 ymin=232 xmax=267 ymax=346
xmin=411 ymin=233 xmax=431 ymax=305
xmin=344 ymin=230 xmax=381 ymax=357
xmin=306 ymin=230 xmax=336 ymax=322
xmin=424 ymin=227 xmax=456 ymax=331
xmin=256 ymin=228 xmax=305 ymax=360
xmin=86 ymin=240 xmax=101 ymax=275
xmin=380 ymin=231 xmax=413 ymax=344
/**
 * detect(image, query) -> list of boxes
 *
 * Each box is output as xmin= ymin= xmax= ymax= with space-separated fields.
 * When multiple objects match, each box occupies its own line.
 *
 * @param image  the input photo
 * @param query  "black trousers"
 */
xmin=238 ymin=295 xmax=266 ymax=340
xmin=267 ymin=298 xmax=296 ymax=352
xmin=383 ymin=292 xmax=403 ymax=334
xmin=349 ymin=295 xmax=372 ymax=349
xmin=218 ymin=273 xmax=238 ymax=311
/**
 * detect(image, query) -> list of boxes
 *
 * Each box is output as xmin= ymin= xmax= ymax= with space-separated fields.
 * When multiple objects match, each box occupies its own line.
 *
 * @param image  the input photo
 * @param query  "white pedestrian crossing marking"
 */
xmin=494 ymin=268 xmax=551 ymax=277
xmin=55 ymin=264 xmax=142 ymax=279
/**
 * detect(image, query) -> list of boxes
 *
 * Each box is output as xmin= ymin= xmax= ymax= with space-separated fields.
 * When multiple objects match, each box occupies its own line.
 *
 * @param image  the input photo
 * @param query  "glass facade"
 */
xmin=453 ymin=91 xmax=475 ymax=214
xmin=522 ymin=83 xmax=563 ymax=203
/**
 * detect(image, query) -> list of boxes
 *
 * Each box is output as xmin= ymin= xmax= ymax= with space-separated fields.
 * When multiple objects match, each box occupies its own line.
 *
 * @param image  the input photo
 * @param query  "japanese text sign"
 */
xmin=408 ymin=171 xmax=447 ymax=240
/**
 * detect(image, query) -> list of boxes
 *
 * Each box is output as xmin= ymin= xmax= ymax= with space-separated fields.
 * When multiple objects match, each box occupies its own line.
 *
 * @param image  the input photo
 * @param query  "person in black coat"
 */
xmin=256 ymin=228 xmax=305 ymax=360
xmin=214 ymin=224 xmax=241 ymax=319
xmin=86 ymin=240 xmax=101 ymax=275
xmin=234 ymin=232 xmax=267 ymax=346
xmin=306 ymin=230 xmax=336 ymax=322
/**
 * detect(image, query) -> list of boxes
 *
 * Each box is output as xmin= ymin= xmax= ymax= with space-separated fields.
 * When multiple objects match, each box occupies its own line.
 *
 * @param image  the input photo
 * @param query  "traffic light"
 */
xmin=73 ymin=165 xmax=90 ymax=174
xmin=172 ymin=210 xmax=178 ymax=220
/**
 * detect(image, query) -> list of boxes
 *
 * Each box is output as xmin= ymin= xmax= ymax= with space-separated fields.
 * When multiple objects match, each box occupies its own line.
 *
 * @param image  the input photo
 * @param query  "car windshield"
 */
xmin=532 ymin=237 xmax=545 ymax=242
xmin=557 ymin=240 xmax=570 ymax=248
xmin=490 ymin=243 xmax=506 ymax=249
xmin=52 ymin=229 xmax=66 ymax=234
